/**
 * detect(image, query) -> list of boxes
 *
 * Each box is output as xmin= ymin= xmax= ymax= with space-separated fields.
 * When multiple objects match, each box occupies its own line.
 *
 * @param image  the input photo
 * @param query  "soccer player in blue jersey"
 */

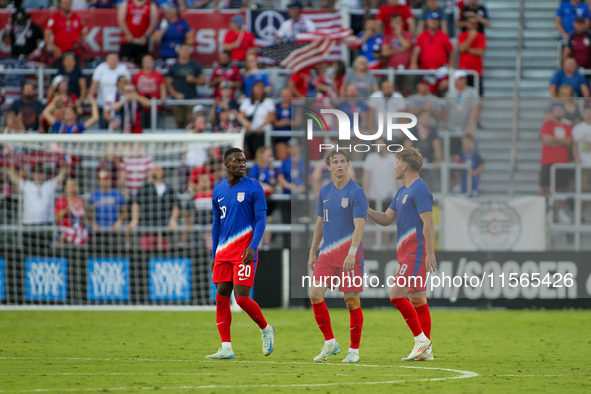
xmin=308 ymin=150 xmax=368 ymax=363
xmin=368 ymin=147 xmax=436 ymax=361
xmin=206 ymin=148 xmax=275 ymax=360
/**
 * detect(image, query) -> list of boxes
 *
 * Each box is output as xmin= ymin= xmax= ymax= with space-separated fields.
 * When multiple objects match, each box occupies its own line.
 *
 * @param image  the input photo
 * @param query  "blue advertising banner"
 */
xmin=25 ymin=258 xmax=68 ymax=301
xmin=149 ymin=258 xmax=192 ymax=301
xmin=87 ymin=258 xmax=130 ymax=301
xmin=0 ymin=258 xmax=5 ymax=301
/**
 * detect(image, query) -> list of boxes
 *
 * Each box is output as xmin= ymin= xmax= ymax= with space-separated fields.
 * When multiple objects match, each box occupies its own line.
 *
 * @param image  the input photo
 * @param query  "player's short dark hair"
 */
xmin=325 ymin=150 xmax=349 ymax=166
xmin=224 ymin=147 xmax=244 ymax=161
xmin=397 ymin=147 xmax=423 ymax=172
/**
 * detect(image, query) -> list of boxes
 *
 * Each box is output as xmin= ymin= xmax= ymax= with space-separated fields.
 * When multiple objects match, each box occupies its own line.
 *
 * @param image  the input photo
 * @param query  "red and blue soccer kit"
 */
xmin=313 ymin=179 xmax=368 ymax=293
xmin=212 ymin=177 xmax=267 ymax=288
xmin=389 ymin=178 xmax=433 ymax=292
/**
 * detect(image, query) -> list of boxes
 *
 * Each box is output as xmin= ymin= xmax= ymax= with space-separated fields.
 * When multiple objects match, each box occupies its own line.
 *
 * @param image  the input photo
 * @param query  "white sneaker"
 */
xmin=341 ymin=351 xmax=360 ymax=363
xmin=557 ymin=209 xmax=572 ymax=224
xmin=261 ymin=325 xmax=275 ymax=356
xmin=314 ymin=342 xmax=340 ymax=363
xmin=206 ymin=347 xmax=235 ymax=360
xmin=415 ymin=345 xmax=434 ymax=361
xmin=401 ymin=339 xmax=431 ymax=361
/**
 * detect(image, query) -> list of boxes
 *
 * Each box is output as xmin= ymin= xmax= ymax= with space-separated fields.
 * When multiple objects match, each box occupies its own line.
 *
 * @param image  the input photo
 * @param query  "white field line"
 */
xmin=0 ymin=357 xmax=479 ymax=393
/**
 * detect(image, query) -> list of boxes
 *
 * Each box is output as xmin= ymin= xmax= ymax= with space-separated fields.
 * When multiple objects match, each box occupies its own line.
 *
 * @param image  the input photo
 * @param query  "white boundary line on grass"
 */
xmin=0 ymin=357 xmax=479 ymax=392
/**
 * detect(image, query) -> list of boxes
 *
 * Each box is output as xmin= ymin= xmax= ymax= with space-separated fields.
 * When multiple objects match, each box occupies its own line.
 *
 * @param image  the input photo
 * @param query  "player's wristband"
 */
xmin=348 ymin=246 xmax=357 ymax=256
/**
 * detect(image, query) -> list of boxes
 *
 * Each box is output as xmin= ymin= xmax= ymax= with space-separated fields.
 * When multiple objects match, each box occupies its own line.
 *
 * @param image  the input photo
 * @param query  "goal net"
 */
xmin=0 ymin=132 xmax=243 ymax=308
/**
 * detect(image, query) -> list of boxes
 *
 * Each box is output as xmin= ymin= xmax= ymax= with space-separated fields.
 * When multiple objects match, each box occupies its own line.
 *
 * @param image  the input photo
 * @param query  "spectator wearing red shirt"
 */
xmin=118 ymin=0 xmax=160 ymax=66
xmin=564 ymin=16 xmax=591 ymax=72
xmin=55 ymin=179 xmax=89 ymax=245
xmin=539 ymin=103 xmax=573 ymax=224
xmin=222 ymin=14 xmax=256 ymax=63
xmin=209 ymin=51 xmax=242 ymax=99
xmin=44 ymin=0 xmax=87 ymax=61
xmin=382 ymin=13 xmax=414 ymax=70
xmin=410 ymin=12 xmax=454 ymax=70
xmin=288 ymin=68 xmax=312 ymax=97
xmin=458 ymin=16 xmax=487 ymax=96
xmin=376 ymin=0 xmax=415 ymax=36
xmin=133 ymin=54 xmax=166 ymax=128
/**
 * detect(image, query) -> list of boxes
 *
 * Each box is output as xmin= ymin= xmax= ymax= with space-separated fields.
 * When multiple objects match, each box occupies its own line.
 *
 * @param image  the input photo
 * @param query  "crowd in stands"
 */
xmin=0 ymin=0 xmax=492 ymax=249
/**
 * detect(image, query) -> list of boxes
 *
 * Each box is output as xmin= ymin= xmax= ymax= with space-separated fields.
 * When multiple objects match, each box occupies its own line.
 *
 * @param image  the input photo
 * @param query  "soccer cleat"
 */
xmin=261 ymin=325 xmax=275 ymax=356
xmin=314 ymin=342 xmax=340 ymax=363
xmin=341 ymin=351 xmax=360 ymax=363
xmin=401 ymin=339 xmax=431 ymax=361
xmin=205 ymin=347 xmax=235 ymax=360
xmin=415 ymin=345 xmax=434 ymax=361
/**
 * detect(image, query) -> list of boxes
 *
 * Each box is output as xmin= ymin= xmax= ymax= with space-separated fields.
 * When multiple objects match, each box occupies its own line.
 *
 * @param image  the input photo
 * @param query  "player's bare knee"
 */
xmin=344 ymin=297 xmax=360 ymax=310
xmin=409 ymin=297 xmax=427 ymax=307
xmin=310 ymin=296 xmax=324 ymax=304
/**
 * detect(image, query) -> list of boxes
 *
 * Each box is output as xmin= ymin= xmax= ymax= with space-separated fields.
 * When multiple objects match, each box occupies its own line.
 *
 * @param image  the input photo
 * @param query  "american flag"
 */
xmin=251 ymin=9 xmax=353 ymax=71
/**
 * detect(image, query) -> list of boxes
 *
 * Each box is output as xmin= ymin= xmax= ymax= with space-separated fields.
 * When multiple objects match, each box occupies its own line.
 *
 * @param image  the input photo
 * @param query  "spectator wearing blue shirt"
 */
xmin=42 ymin=95 xmax=99 ymax=134
xmin=152 ymin=5 xmax=195 ymax=61
xmin=89 ymin=170 xmax=127 ymax=233
xmin=355 ymin=16 xmax=384 ymax=69
xmin=242 ymin=54 xmax=271 ymax=97
xmin=277 ymin=142 xmax=305 ymax=196
xmin=271 ymin=88 xmax=302 ymax=161
xmin=248 ymin=146 xmax=277 ymax=249
xmin=454 ymin=135 xmax=485 ymax=197
xmin=556 ymin=0 xmax=591 ymax=41
xmin=337 ymin=84 xmax=369 ymax=132
xmin=550 ymin=57 xmax=590 ymax=97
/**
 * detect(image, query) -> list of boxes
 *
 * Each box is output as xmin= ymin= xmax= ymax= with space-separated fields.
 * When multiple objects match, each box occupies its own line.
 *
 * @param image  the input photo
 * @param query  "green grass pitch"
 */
xmin=0 ymin=309 xmax=590 ymax=393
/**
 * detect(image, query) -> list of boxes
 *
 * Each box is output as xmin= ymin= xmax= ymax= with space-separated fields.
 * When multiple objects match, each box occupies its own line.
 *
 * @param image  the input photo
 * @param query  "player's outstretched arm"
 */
xmin=367 ymin=206 xmax=397 ymax=226
xmin=420 ymin=211 xmax=437 ymax=273
xmin=343 ymin=217 xmax=365 ymax=273
xmin=308 ymin=216 xmax=324 ymax=271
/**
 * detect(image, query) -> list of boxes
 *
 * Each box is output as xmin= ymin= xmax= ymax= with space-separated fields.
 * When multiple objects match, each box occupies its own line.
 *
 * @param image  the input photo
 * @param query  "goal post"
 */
xmin=0 ymin=131 xmax=244 ymax=309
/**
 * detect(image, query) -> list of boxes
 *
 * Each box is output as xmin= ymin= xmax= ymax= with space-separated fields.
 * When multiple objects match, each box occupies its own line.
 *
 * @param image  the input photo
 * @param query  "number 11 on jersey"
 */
xmin=323 ymin=208 xmax=329 ymax=222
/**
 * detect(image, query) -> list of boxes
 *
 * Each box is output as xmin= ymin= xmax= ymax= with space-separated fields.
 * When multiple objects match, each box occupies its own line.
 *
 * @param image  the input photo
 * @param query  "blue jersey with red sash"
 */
xmin=389 ymin=178 xmax=433 ymax=266
xmin=212 ymin=177 xmax=267 ymax=262
xmin=317 ymin=179 xmax=367 ymax=266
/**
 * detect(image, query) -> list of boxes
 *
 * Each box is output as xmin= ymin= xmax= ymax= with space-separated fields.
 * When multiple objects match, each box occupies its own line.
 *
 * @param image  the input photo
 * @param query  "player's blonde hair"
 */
xmin=397 ymin=147 xmax=423 ymax=172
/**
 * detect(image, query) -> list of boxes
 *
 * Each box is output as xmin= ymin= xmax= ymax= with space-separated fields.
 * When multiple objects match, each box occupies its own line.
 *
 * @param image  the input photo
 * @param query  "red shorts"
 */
xmin=312 ymin=258 xmax=364 ymax=293
xmin=212 ymin=260 xmax=257 ymax=288
xmin=396 ymin=260 xmax=427 ymax=293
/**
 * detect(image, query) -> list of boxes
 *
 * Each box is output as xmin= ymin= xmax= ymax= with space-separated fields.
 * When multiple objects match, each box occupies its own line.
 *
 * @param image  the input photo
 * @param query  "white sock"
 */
xmin=348 ymin=348 xmax=359 ymax=354
xmin=325 ymin=338 xmax=336 ymax=346
xmin=260 ymin=324 xmax=271 ymax=333
xmin=414 ymin=333 xmax=428 ymax=342
xmin=222 ymin=342 xmax=232 ymax=349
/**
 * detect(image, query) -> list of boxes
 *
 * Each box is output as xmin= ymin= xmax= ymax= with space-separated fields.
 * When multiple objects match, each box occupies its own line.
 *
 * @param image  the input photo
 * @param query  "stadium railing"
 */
xmin=549 ymin=163 xmax=591 ymax=250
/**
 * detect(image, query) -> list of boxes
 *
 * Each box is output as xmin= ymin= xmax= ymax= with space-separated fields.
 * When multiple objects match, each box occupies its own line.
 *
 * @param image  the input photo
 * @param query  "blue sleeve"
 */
xmin=182 ymin=19 xmax=191 ymax=34
xmin=211 ymin=193 xmax=220 ymax=260
xmin=263 ymin=73 xmax=270 ymax=87
xmin=578 ymin=73 xmax=587 ymax=86
xmin=556 ymin=3 xmax=564 ymax=18
xmin=280 ymin=160 xmax=289 ymax=177
xmin=78 ymin=123 xmax=85 ymax=133
xmin=415 ymin=184 xmax=433 ymax=214
xmin=351 ymin=187 xmax=368 ymax=219
xmin=317 ymin=187 xmax=325 ymax=218
xmin=475 ymin=151 xmax=485 ymax=166
xmin=249 ymin=185 xmax=267 ymax=249
xmin=89 ymin=191 xmax=96 ymax=206
xmin=118 ymin=191 xmax=125 ymax=206
xmin=584 ymin=6 xmax=591 ymax=19
xmin=550 ymin=71 xmax=561 ymax=86
xmin=51 ymin=121 xmax=62 ymax=133
xmin=389 ymin=188 xmax=401 ymax=212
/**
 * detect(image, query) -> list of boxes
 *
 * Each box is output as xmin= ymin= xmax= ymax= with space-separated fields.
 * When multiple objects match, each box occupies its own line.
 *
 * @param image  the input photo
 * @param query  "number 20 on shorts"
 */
xmin=238 ymin=264 xmax=251 ymax=280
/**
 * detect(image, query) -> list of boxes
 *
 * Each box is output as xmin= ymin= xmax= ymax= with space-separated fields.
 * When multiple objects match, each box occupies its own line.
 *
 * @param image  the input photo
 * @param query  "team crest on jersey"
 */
xmin=402 ymin=195 xmax=408 ymax=204
xmin=237 ymin=192 xmax=245 ymax=202
xmin=341 ymin=198 xmax=349 ymax=208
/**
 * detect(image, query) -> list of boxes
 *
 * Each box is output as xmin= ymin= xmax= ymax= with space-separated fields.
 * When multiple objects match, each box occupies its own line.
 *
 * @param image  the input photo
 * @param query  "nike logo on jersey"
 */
xmin=323 ymin=199 xmax=329 ymax=203
xmin=216 ymin=321 xmax=225 ymax=325
xmin=218 ymin=197 xmax=224 ymax=202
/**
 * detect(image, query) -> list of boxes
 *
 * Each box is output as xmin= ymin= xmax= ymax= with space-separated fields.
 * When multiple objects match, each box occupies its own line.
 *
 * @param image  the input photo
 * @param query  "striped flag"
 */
xmin=250 ymin=9 xmax=352 ymax=70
